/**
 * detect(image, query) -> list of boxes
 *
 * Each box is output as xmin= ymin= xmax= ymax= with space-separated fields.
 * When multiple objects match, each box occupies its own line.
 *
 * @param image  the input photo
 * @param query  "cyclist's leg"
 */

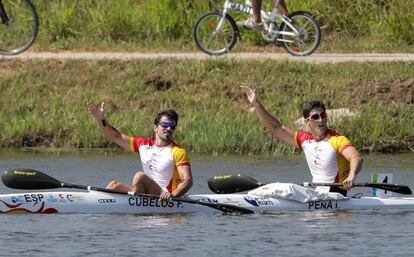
xmin=252 ymin=0 xmax=262 ymax=23
xmin=237 ymin=0 xmax=264 ymax=30
xmin=277 ymin=0 xmax=289 ymax=16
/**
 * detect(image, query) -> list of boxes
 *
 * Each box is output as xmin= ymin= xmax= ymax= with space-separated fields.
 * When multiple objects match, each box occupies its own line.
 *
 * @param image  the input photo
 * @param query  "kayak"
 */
xmin=2 ymin=169 xmax=413 ymax=214
xmin=192 ymin=194 xmax=414 ymax=212
xmin=2 ymin=190 xmax=414 ymax=214
xmin=0 ymin=191 xmax=217 ymax=214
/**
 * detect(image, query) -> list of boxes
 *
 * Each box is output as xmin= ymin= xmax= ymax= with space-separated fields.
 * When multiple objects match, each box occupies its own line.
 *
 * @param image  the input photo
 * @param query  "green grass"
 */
xmin=0 ymin=59 xmax=413 ymax=155
xmin=2 ymin=0 xmax=409 ymax=53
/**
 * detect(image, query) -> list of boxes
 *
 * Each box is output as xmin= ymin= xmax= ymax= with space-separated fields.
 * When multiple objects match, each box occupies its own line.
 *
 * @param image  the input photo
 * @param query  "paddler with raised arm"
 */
xmin=87 ymin=100 xmax=193 ymax=201
xmin=241 ymin=86 xmax=363 ymax=196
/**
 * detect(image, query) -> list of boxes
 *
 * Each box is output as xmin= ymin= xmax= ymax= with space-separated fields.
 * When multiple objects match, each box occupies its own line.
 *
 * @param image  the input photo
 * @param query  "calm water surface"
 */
xmin=0 ymin=149 xmax=413 ymax=257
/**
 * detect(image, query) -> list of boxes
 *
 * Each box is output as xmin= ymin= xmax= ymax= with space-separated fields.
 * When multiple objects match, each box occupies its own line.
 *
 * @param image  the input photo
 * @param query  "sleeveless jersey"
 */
xmin=294 ymin=130 xmax=352 ymax=183
xmin=130 ymin=137 xmax=190 ymax=192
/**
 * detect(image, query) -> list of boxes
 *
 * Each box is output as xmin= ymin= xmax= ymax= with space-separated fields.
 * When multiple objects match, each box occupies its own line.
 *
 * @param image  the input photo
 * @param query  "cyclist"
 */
xmin=237 ymin=0 xmax=289 ymax=31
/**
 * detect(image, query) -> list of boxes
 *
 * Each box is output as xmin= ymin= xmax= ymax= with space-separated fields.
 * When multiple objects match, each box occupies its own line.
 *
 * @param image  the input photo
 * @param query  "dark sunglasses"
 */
xmin=158 ymin=122 xmax=176 ymax=130
xmin=306 ymin=112 xmax=327 ymax=121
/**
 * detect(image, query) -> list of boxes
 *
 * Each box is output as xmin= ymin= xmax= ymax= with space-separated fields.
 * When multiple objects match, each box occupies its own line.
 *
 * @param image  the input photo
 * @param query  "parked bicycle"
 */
xmin=194 ymin=0 xmax=321 ymax=56
xmin=0 ymin=0 xmax=38 ymax=55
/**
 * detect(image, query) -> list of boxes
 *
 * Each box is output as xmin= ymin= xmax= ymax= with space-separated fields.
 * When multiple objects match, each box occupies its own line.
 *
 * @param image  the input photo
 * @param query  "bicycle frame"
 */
xmin=195 ymin=0 xmax=321 ymax=56
xmin=212 ymin=0 xmax=299 ymax=41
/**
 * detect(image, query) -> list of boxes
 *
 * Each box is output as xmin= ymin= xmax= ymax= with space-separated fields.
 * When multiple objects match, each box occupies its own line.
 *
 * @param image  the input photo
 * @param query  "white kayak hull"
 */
xmin=0 ymin=191 xmax=217 ymax=214
xmin=1 ymin=190 xmax=414 ymax=214
xmin=191 ymin=194 xmax=414 ymax=212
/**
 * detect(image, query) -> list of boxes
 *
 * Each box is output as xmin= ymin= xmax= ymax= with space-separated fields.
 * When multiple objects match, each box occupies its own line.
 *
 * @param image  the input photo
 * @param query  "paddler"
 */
xmin=241 ymin=86 xmax=363 ymax=196
xmin=87 ymin=100 xmax=193 ymax=201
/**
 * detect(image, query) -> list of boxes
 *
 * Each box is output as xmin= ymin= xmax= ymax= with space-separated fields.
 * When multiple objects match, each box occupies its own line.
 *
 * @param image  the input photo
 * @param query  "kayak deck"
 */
xmin=191 ymin=194 xmax=414 ymax=212
xmin=0 ymin=191 xmax=216 ymax=214
xmin=1 ymin=190 xmax=414 ymax=214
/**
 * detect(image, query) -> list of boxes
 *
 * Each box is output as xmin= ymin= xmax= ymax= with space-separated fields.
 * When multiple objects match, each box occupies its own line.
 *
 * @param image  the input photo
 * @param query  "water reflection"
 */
xmin=297 ymin=211 xmax=354 ymax=223
xmin=124 ymin=214 xmax=188 ymax=228
xmin=260 ymin=210 xmax=354 ymax=225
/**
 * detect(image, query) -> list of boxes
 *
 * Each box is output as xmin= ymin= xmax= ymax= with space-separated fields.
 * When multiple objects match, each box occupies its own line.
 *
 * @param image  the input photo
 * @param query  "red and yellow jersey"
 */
xmin=130 ymin=137 xmax=190 ymax=193
xmin=294 ymin=130 xmax=352 ymax=183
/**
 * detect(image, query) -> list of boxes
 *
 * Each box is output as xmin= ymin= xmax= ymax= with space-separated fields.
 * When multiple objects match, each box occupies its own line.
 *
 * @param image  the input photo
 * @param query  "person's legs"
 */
xmin=277 ymin=0 xmax=289 ymax=16
xmin=131 ymin=171 xmax=164 ymax=195
xmin=237 ymin=0 xmax=264 ymax=30
xmin=106 ymin=180 xmax=131 ymax=193
xmin=252 ymin=0 xmax=262 ymax=23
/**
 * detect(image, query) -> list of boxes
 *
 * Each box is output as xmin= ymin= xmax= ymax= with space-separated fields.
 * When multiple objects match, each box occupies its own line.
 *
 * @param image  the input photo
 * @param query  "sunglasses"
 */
xmin=306 ymin=112 xmax=327 ymax=121
xmin=158 ymin=122 xmax=176 ymax=130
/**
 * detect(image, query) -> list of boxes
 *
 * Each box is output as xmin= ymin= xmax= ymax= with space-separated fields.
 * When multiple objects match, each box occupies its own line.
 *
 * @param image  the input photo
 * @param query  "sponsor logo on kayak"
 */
xmin=308 ymin=200 xmax=339 ymax=210
xmin=47 ymin=195 xmax=58 ymax=202
xmin=243 ymin=196 xmax=274 ymax=207
xmin=11 ymin=195 xmax=25 ymax=203
xmin=11 ymin=194 xmax=44 ymax=205
xmin=25 ymin=194 xmax=44 ymax=203
xmin=58 ymin=194 xmax=67 ymax=202
xmin=128 ymin=197 xmax=182 ymax=208
xmin=98 ymin=199 xmax=116 ymax=204
xmin=198 ymin=197 xmax=218 ymax=204
xmin=49 ymin=194 xmax=81 ymax=203
xmin=66 ymin=194 xmax=74 ymax=202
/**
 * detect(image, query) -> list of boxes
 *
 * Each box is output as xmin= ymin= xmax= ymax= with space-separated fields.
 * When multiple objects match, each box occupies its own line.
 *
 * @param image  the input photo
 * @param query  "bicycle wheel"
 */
xmin=279 ymin=11 xmax=320 ymax=56
xmin=194 ymin=11 xmax=238 ymax=55
xmin=0 ymin=0 xmax=38 ymax=55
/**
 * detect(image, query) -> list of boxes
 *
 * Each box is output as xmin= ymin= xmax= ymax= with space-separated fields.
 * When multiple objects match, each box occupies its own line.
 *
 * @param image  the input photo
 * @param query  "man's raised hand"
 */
xmin=87 ymin=100 xmax=105 ymax=120
xmin=240 ymin=86 xmax=257 ymax=105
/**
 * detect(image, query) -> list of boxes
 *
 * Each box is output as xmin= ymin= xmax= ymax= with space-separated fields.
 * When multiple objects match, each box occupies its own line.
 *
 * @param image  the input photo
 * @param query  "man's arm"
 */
xmin=87 ymin=100 xmax=131 ymax=151
xmin=241 ymin=86 xmax=296 ymax=146
xmin=341 ymin=146 xmax=363 ymax=189
xmin=172 ymin=165 xmax=193 ymax=197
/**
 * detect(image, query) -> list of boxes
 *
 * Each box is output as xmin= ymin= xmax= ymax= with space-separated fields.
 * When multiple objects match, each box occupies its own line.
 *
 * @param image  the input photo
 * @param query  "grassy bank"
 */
xmin=0 ymin=59 xmax=413 ymax=154
xmin=14 ymin=0 xmax=413 ymax=53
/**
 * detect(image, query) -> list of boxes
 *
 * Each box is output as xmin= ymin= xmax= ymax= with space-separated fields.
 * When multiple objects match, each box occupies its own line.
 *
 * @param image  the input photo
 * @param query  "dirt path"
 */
xmin=2 ymin=52 xmax=414 ymax=63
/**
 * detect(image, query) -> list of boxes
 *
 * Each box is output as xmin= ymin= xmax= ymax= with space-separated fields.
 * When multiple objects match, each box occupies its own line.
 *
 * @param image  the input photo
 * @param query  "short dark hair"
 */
xmin=303 ymin=101 xmax=326 ymax=119
xmin=154 ymin=109 xmax=179 ymax=125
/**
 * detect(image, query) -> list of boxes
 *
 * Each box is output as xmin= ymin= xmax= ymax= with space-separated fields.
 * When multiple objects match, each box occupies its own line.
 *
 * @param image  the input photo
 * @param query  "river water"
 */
xmin=0 ymin=149 xmax=413 ymax=257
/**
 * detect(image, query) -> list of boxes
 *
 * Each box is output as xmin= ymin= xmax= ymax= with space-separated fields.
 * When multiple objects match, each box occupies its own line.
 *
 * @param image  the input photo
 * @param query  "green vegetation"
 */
xmin=18 ymin=0 xmax=412 ymax=53
xmin=1 ymin=59 xmax=413 ymax=154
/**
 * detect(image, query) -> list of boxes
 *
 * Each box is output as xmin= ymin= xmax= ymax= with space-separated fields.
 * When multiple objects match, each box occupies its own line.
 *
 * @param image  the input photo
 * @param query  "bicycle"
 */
xmin=0 ymin=0 xmax=38 ymax=55
xmin=194 ymin=0 xmax=321 ymax=56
